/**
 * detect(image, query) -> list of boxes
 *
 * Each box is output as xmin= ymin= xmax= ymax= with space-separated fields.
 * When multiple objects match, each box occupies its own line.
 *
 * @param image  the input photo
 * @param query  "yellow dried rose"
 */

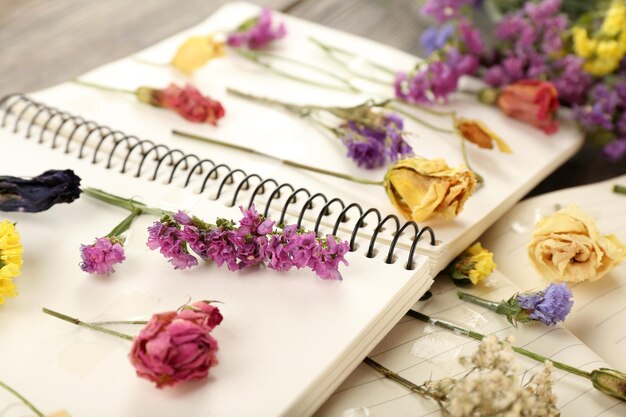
xmin=383 ymin=157 xmax=477 ymax=222
xmin=171 ymin=35 xmax=225 ymax=74
xmin=528 ymin=205 xmax=626 ymax=283
xmin=447 ymin=242 xmax=496 ymax=284
xmin=455 ymin=118 xmax=512 ymax=153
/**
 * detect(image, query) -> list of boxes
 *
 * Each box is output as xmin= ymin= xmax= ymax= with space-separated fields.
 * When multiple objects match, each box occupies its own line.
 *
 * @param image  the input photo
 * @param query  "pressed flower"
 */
xmin=0 ymin=220 xmax=22 ymax=304
xmin=170 ymin=35 xmax=225 ymax=74
xmin=446 ymin=242 xmax=496 ymax=285
xmin=0 ymin=170 xmax=81 ymax=213
xmin=454 ymin=118 xmax=512 ymax=153
xmin=80 ymin=236 xmax=126 ymax=275
xmin=227 ymin=7 xmax=286 ymax=49
xmin=458 ymin=283 xmax=573 ymax=326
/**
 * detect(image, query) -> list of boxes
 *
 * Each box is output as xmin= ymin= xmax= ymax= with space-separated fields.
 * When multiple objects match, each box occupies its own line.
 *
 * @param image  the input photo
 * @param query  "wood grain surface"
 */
xmin=1 ymin=0 xmax=624 ymax=194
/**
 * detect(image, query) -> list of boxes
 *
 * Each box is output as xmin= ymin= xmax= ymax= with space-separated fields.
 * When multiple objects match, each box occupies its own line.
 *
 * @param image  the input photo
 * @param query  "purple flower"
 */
xmin=551 ymin=56 xmax=593 ymax=105
xmin=516 ymin=283 xmax=573 ymax=326
xmin=313 ymin=235 xmax=350 ymax=280
xmin=420 ymin=25 xmax=455 ymax=55
xmin=603 ymin=139 xmax=626 ymax=162
xmin=421 ymin=0 xmax=475 ymax=23
xmin=147 ymin=219 xmax=198 ymax=270
xmin=80 ymin=237 xmax=126 ymax=275
xmin=227 ymin=8 xmax=286 ymax=49
xmin=574 ymin=85 xmax=620 ymax=131
xmin=458 ymin=20 xmax=484 ymax=55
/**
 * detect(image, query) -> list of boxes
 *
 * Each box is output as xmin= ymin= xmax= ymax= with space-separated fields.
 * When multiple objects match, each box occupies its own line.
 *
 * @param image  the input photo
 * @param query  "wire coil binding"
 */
xmin=0 ymin=93 xmax=436 ymax=270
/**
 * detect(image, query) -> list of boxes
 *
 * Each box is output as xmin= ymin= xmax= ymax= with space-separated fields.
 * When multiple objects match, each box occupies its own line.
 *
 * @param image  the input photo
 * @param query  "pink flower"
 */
xmin=79 ymin=236 xmax=125 ymax=275
xmin=129 ymin=301 xmax=222 ymax=388
xmin=497 ymin=80 xmax=559 ymax=134
xmin=227 ymin=8 xmax=286 ymax=49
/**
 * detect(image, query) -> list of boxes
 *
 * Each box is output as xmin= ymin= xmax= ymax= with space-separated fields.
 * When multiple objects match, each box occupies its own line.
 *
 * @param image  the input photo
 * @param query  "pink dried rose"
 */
xmin=129 ymin=301 xmax=222 ymax=388
xmin=136 ymin=83 xmax=225 ymax=125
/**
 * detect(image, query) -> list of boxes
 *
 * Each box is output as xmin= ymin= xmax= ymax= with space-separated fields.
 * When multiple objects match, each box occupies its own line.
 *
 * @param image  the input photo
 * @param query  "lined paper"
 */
xmin=482 ymin=174 xmax=626 ymax=370
xmin=316 ymin=274 xmax=626 ymax=417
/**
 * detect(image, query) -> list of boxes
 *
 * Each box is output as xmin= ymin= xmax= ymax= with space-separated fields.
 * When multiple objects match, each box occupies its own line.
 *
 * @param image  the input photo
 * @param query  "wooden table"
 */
xmin=1 ymin=0 xmax=624 ymax=195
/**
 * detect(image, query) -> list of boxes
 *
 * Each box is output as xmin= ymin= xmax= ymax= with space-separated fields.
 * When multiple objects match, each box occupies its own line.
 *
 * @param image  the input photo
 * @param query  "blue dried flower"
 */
xmin=0 ymin=169 xmax=81 ymax=212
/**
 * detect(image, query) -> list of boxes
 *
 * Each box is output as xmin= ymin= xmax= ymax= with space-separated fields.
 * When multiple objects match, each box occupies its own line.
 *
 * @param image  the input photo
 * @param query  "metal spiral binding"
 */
xmin=0 ymin=93 xmax=436 ymax=270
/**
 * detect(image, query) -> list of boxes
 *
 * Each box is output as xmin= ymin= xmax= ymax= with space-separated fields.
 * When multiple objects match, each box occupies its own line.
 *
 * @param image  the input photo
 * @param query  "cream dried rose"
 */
xmin=528 ymin=205 xmax=626 ymax=283
xmin=383 ymin=157 xmax=476 ymax=222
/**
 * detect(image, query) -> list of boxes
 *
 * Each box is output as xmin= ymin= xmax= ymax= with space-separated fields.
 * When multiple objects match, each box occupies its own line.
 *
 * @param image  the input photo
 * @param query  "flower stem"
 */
xmin=72 ymin=79 xmax=136 ymax=95
xmin=309 ymin=37 xmax=396 ymax=75
xmin=457 ymin=291 xmax=499 ymax=312
xmin=613 ymin=184 xmax=626 ymax=195
xmin=226 ymin=87 xmax=306 ymax=115
xmin=42 ymin=307 xmax=135 ymax=341
xmin=406 ymin=310 xmax=592 ymax=379
xmin=392 ymin=98 xmax=456 ymax=117
xmin=233 ymin=49 xmax=359 ymax=93
xmin=107 ymin=208 xmax=143 ymax=238
xmin=390 ymin=104 xmax=456 ymax=134
xmin=0 ymin=379 xmax=45 ymax=417
xmin=363 ymin=357 xmax=437 ymax=398
xmin=89 ymin=320 xmax=149 ymax=325
xmin=83 ymin=187 xmax=167 ymax=217
xmin=458 ymin=129 xmax=484 ymax=187
xmin=171 ymin=130 xmax=384 ymax=186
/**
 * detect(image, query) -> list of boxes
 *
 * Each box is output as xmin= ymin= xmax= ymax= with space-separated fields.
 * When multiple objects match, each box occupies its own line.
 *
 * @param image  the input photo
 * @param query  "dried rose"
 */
xmin=495 ymin=80 xmax=560 ymax=134
xmin=129 ymin=301 xmax=221 ymax=388
xmin=528 ymin=205 xmax=626 ymax=283
xmin=455 ymin=118 xmax=512 ymax=153
xmin=383 ymin=157 xmax=476 ymax=222
xmin=0 ymin=170 xmax=81 ymax=213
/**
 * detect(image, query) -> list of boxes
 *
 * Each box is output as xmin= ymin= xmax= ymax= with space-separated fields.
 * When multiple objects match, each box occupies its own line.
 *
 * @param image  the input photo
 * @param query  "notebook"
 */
xmin=0 ymin=2 xmax=582 ymax=416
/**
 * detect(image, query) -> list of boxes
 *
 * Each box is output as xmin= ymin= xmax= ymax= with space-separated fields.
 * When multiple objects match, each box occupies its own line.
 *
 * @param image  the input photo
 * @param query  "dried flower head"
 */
xmin=171 ymin=35 xmax=225 ymax=74
xmin=455 ymin=118 xmax=512 ymax=153
xmin=79 ymin=236 xmax=126 ymax=275
xmin=0 ymin=170 xmax=81 ymax=213
xmin=0 ymin=220 xmax=22 ymax=304
xmin=227 ymin=8 xmax=286 ymax=49
xmin=447 ymin=242 xmax=496 ymax=285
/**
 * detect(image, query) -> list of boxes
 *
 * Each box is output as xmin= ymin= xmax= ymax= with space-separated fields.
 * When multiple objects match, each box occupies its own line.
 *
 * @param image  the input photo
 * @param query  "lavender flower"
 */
xmin=421 ymin=0 xmax=475 ymax=23
xmin=420 ymin=25 xmax=454 ymax=55
xmin=603 ymin=139 xmax=626 ymax=162
xmin=574 ymin=84 xmax=620 ymax=131
xmin=80 ymin=237 xmax=126 ymax=275
xmin=0 ymin=169 xmax=81 ymax=213
xmin=458 ymin=283 xmax=573 ymax=326
xmin=227 ymin=8 xmax=286 ymax=49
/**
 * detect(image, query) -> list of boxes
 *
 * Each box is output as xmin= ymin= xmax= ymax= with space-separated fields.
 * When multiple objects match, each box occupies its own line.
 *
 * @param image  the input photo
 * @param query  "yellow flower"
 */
xmin=384 ymin=158 xmax=477 ymax=222
xmin=600 ymin=0 xmax=626 ymax=37
xmin=572 ymin=27 xmax=596 ymax=58
xmin=528 ymin=206 xmax=626 ymax=283
xmin=455 ymin=118 xmax=512 ymax=153
xmin=0 ymin=220 xmax=22 ymax=304
xmin=596 ymin=40 xmax=621 ymax=59
xmin=583 ymin=57 xmax=620 ymax=76
xmin=447 ymin=242 xmax=497 ymax=285
xmin=171 ymin=35 xmax=225 ymax=74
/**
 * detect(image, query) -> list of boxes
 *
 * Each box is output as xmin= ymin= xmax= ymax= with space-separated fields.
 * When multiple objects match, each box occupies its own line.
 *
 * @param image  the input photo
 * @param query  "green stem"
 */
xmin=613 ymin=184 xmax=626 ymax=195
xmin=457 ymin=291 xmax=499 ymax=313
xmin=363 ymin=357 xmax=438 ymax=399
xmin=72 ymin=79 xmax=136 ymax=95
xmin=89 ymin=320 xmax=149 ymax=325
xmin=233 ymin=49 xmax=359 ymax=93
xmin=227 ymin=87 xmax=307 ymax=115
xmin=457 ymin=128 xmax=484 ymax=186
xmin=309 ymin=37 xmax=396 ymax=75
xmin=107 ymin=208 xmax=143 ymax=238
xmin=391 ymin=105 xmax=455 ymax=134
xmin=392 ymin=98 xmax=457 ymax=117
xmin=406 ymin=310 xmax=592 ymax=379
xmin=0 ymin=379 xmax=45 ymax=417
xmin=171 ymin=130 xmax=384 ymax=186
xmin=43 ymin=308 xmax=134 ymax=341
xmin=83 ymin=187 xmax=166 ymax=217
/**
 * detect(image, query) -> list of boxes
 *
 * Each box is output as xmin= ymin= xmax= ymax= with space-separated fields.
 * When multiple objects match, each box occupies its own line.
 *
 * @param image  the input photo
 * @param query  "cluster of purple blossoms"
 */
xmin=338 ymin=113 xmax=413 ymax=169
xmin=80 ymin=236 xmax=126 ymax=275
xmin=421 ymin=0 xmax=477 ymax=23
xmin=516 ymin=283 xmax=573 ymax=326
xmin=147 ymin=206 xmax=350 ymax=280
xmin=574 ymin=79 xmax=626 ymax=161
xmin=227 ymin=8 xmax=286 ymax=50
xmin=483 ymin=0 xmax=592 ymax=106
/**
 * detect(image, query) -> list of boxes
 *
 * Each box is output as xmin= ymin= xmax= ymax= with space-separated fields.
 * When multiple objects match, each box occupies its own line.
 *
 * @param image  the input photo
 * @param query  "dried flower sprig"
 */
xmin=173 ymin=130 xmax=477 ymax=223
xmin=42 ymin=300 xmax=223 ymax=388
xmin=0 ymin=378 xmax=68 ymax=417
xmin=0 ymin=220 xmax=23 ymax=305
xmin=457 ymin=283 xmax=573 ymax=326
xmin=407 ymin=309 xmax=626 ymax=401
xmin=0 ymin=169 xmax=81 ymax=213
xmin=227 ymin=7 xmax=286 ymax=50
xmin=73 ymin=80 xmax=225 ymax=125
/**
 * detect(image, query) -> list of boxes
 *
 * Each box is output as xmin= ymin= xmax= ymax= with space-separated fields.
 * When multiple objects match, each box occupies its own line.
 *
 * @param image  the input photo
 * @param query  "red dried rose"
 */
xmin=496 ymin=80 xmax=559 ymax=134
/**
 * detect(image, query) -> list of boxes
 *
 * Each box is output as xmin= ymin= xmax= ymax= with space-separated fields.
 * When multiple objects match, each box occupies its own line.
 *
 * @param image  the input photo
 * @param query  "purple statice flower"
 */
xmin=147 ymin=218 xmax=198 ymax=270
xmin=313 ymin=235 xmax=350 ymax=280
xmin=516 ymin=283 xmax=573 ymax=326
xmin=80 ymin=236 xmax=125 ymax=275
xmin=458 ymin=20 xmax=484 ymax=55
xmin=421 ymin=0 xmax=475 ymax=23
xmin=574 ymin=84 xmax=620 ymax=131
xmin=227 ymin=8 xmax=286 ymax=49
xmin=617 ymin=112 xmax=626 ymax=137
xmin=339 ymin=113 xmax=413 ymax=169
xmin=420 ymin=24 xmax=455 ymax=55
xmin=603 ymin=139 xmax=626 ymax=162
xmin=550 ymin=56 xmax=593 ymax=105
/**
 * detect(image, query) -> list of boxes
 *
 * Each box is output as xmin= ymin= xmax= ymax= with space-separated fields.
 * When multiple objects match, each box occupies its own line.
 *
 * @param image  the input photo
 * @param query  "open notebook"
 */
xmin=0 ymin=2 xmax=583 ymax=416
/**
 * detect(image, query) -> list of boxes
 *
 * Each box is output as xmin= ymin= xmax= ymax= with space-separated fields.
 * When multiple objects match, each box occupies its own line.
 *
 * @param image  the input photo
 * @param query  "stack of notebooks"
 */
xmin=2 ymin=3 xmax=622 ymax=416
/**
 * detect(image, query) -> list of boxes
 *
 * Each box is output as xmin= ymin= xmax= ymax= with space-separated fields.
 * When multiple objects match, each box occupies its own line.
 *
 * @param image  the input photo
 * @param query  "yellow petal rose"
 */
xmin=384 ymin=158 xmax=477 ymax=222
xmin=528 ymin=205 xmax=626 ymax=283
xmin=171 ymin=35 xmax=225 ymax=74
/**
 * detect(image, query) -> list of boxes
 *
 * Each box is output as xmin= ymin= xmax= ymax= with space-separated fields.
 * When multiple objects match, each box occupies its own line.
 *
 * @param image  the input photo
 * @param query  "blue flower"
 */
xmin=0 ymin=170 xmax=81 ymax=212
xmin=516 ymin=283 xmax=573 ymax=326
xmin=420 ymin=25 xmax=455 ymax=55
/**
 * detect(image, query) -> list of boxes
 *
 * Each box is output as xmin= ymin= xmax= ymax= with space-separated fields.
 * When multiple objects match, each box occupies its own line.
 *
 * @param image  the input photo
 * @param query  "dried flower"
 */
xmin=0 ymin=220 xmax=22 ymax=304
xmin=591 ymin=368 xmax=626 ymax=401
xmin=170 ymin=35 xmax=225 ymax=74
xmin=384 ymin=157 xmax=476 ymax=222
xmin=454 ymin=118 xmax=512 ymax=153
xmin=79 ymin=236 xmax=126 ymax=275
xmin=147 ymin=217 xmax=198 ymax=270
xmin=137 ymin=83 xmax=225 ymax=125
xmin=528 ymin=205 xmax=626 ymax=283
xmin=458 ymin=283 xmax=573 ymax=326
xmin=227 ymin=8 xmax=286 ymax=49
xmin=447 ymin=242 xmax=496 ymax=285
xmin=129 ymin=301 xmax=221 ymax=388
xmin=0 ymin=170 xmax=81 ymax=213
xmin=420 ymin=24 xmax=455 ymax=55
xmin=421 ymin=0 xmax=476 ymax=23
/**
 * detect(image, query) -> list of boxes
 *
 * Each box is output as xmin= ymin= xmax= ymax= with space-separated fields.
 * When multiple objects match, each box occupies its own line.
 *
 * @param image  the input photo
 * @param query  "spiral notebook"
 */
xmin=0 ymin=2 xmax=582 ymax=417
